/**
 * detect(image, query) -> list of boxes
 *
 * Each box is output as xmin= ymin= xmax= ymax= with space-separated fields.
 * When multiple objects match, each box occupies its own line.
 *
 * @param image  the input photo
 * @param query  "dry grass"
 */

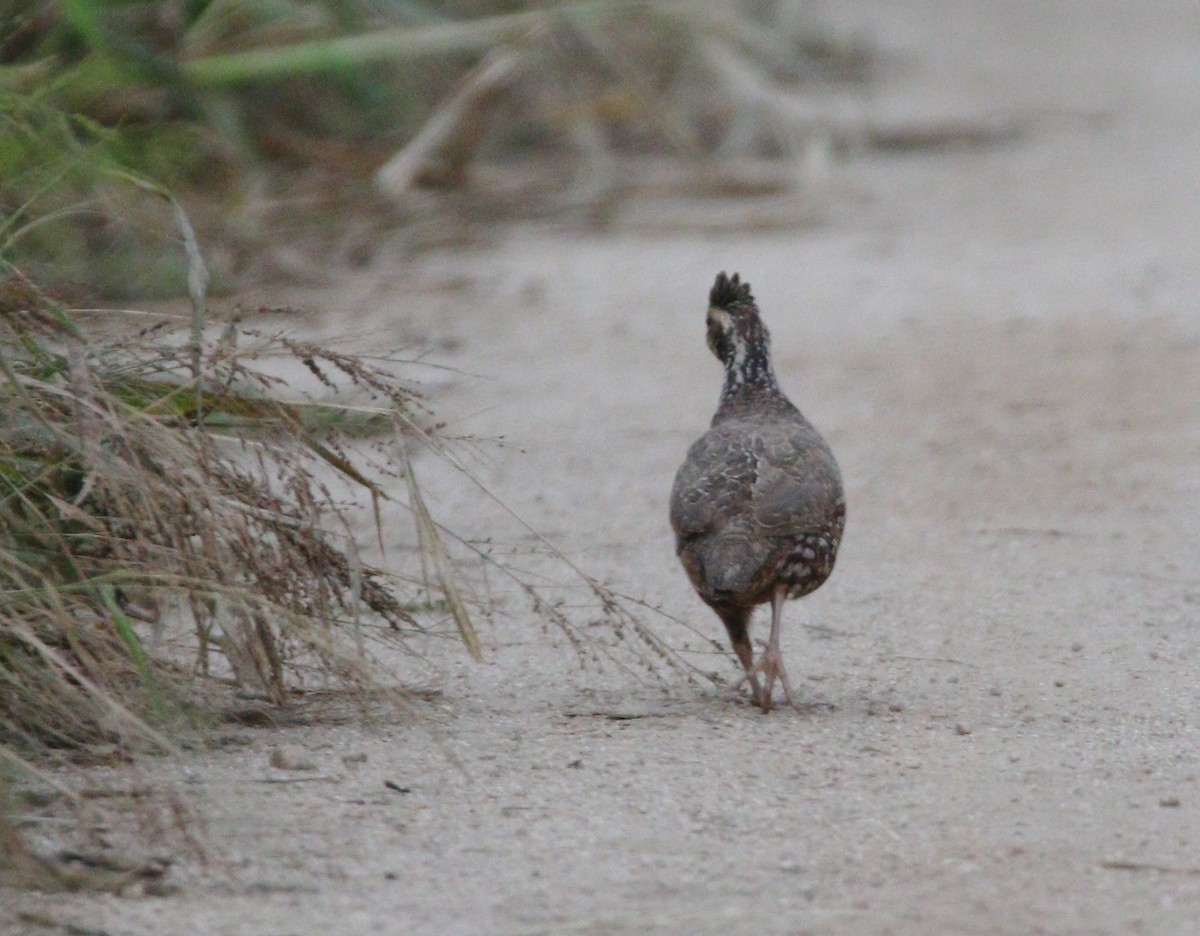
xmin=0 ymin=273 xmax=419 ymax=747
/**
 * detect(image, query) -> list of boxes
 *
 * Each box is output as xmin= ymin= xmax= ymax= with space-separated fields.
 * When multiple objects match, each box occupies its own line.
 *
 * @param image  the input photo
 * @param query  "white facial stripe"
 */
xmin=707 ymin=307 xmax=732 ymax=330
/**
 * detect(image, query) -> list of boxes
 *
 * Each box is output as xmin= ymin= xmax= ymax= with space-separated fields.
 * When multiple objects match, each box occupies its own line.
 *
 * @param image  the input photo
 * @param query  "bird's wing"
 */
xmin=668 ymin=428 xmax=756 ymax=540
xmin=748 ymin=425 xmax=842 ymax=532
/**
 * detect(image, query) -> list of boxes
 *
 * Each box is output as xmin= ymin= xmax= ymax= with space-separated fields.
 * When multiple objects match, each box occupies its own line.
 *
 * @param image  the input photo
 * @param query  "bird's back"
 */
xmin=670 ymin=405 xmax=844 ymax=608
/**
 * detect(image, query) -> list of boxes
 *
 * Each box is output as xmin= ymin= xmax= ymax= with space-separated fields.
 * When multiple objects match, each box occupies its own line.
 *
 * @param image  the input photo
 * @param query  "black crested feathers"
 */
xmin=709 ymin=271 xmax=754 ymax=310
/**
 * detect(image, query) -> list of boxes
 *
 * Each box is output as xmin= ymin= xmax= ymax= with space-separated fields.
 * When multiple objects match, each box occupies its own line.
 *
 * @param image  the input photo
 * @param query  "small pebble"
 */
xmin=269 ymin=744 xmax=316 ymax=771
xmin=1054 ymin=680 xmax=1065 ymax=688
xmin=1159 ymin=797 xmax=1181 ymax=808
xmin=1070 ymin=642 xmax=1083 ymax=652
xmin=954 ymin=724 xmax=971 ymax=736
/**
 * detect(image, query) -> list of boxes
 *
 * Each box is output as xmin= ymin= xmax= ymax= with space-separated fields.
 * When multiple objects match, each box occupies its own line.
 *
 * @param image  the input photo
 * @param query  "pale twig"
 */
xmin=376 ymin=44 xmax=528 ymax=196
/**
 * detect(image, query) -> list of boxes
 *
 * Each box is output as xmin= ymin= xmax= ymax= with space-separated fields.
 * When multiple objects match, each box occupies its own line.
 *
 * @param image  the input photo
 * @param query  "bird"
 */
xmin=669 ymin=272 xmax=845 ymax=713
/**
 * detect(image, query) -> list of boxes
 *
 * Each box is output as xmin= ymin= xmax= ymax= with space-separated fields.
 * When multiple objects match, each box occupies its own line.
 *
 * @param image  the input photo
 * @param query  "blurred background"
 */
xmin=1 ymin=0 xmax=880 ymax=298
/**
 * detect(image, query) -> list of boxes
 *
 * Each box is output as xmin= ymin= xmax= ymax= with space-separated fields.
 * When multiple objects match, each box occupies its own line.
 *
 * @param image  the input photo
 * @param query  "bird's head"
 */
xmin=706 ymin=271 xmax=770 ymax=368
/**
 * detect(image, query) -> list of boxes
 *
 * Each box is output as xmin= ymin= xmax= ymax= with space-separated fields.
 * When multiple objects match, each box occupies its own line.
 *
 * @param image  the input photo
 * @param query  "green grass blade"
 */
xmin=181 ymin=2 xmax=649 ymax=86
xmin=99 ymin=584 xmax=149 ymax=678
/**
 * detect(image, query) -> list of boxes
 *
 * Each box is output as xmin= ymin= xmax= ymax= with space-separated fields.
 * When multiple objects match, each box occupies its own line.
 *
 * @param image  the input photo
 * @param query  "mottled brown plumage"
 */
xmin=670 ymin=272 xmax=845 ymax=712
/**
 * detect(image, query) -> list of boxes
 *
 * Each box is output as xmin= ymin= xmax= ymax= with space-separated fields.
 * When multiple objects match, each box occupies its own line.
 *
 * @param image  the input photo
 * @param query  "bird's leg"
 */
xmin=731 ymin=633 xmax=766 ymax=709
xmin=719 ymin=607 xmax=765 ymax=708
xmin=757 ymin=584 xmax=802 ymax=713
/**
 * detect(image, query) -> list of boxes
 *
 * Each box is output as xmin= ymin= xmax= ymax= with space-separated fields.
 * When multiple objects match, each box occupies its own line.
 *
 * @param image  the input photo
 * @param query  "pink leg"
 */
xmin=757 ymin=584 xmax=802 ymax=713
xmin=731 ymin=638 xmax=766 ymax=708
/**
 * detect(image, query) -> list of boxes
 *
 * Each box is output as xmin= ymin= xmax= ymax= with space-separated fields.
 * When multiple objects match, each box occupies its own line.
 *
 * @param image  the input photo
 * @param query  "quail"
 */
xmin=669 ymin=272 xmax=845 ymax=712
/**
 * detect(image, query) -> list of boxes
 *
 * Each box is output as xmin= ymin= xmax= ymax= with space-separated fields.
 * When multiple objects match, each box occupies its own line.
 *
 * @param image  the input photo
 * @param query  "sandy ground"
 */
xmin=6 ymin=1 xmax=1200 ymax=934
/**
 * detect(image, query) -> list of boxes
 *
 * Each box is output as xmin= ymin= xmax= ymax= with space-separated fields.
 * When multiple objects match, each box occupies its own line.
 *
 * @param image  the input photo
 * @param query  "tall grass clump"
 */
xmin=0 ymin=194 xmax=523 ymax=885
xmin=0 ymin=183 xmax=470 ymax=878
xmin=0 ymin=265 xmax=434 ymax=755
xmin=0 ymin=110 xmax=484 ymax=763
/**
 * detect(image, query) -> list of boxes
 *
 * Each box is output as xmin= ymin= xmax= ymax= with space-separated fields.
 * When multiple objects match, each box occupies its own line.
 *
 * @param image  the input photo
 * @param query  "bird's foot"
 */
xmin=732 ymin=671 xmax=767 ymax=709
xmin=752 ymin=643 xmax=803 ymax=714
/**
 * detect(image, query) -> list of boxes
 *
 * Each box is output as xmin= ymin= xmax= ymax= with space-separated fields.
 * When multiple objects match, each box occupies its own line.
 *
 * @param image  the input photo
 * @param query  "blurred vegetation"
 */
xmin=2 ymin=0 xmax=484 ymax=295
xmin=1 ymin=0 xmax=871 ymax=296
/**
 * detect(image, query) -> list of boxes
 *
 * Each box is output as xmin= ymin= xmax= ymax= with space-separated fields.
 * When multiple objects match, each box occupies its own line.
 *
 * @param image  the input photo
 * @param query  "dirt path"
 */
xmin=6 ymin=2 xmax=1200 ymax=934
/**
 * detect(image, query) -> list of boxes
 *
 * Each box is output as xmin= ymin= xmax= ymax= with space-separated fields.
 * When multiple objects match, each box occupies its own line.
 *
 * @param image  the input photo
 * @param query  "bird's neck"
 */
xmin=715 ymin=340 xmax=782 ymax=405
